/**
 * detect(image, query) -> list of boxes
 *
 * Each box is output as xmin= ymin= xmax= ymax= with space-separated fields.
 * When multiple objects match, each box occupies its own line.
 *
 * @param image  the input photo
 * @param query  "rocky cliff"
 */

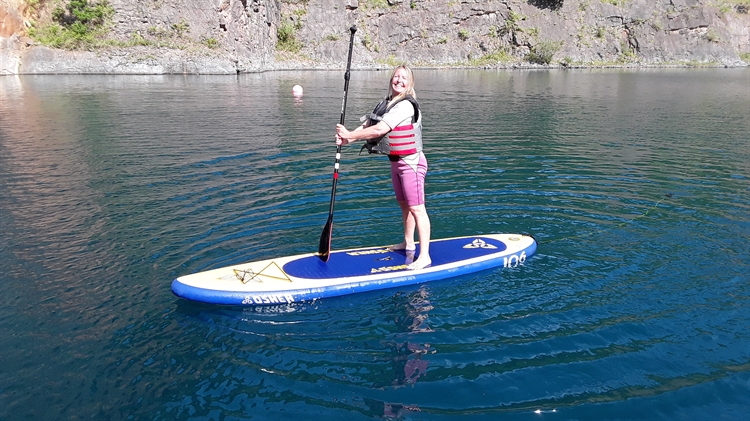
xmin=1 ymin=0 xmax=749 ymax=74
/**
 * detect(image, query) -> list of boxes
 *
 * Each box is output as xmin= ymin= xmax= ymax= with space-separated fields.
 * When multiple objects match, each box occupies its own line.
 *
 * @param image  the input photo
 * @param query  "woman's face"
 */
xmin=391 ymin=68 xmax=411 ymax=96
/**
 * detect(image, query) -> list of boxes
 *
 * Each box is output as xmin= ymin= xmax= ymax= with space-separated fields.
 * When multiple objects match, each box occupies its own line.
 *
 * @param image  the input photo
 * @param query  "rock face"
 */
xmin=1 ymin=0 xmax=748 ymax=74
xmin=0 ymin=0 xmax=24 ymax=38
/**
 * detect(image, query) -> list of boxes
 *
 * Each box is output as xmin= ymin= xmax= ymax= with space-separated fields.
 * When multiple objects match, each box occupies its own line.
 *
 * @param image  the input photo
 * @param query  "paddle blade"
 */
xmin=317 ymin=217 xmax=333 ymax=262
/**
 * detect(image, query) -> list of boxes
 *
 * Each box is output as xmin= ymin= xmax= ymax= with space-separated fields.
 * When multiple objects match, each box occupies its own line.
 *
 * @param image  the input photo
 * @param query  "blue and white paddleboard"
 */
xmin=171 ymin=234 xmax=536 ymax=306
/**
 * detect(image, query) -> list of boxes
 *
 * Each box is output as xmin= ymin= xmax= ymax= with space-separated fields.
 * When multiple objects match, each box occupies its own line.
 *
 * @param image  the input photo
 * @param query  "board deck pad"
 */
xmin=172 ymin=234 xmax=536 ymax=306
xmin=284 ymin=237 xmax=507 ymax=279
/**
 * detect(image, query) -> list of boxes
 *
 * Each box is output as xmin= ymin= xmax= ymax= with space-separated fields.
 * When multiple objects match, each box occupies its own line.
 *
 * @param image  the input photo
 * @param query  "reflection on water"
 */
xmin=382 ymin=287 xmax=434 ymax=388
xmin=0 ymin=69 xmax=749 ymax=420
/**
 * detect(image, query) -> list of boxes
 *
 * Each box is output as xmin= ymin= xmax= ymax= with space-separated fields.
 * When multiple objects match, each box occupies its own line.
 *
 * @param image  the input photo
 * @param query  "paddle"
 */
xmin=318 ymin=25 xmax=357 ymax=262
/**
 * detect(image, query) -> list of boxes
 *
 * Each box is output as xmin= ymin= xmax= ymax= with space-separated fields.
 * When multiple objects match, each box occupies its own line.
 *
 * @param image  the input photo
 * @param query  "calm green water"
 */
xmin=1 ymin=69 xmax=748 ymax=420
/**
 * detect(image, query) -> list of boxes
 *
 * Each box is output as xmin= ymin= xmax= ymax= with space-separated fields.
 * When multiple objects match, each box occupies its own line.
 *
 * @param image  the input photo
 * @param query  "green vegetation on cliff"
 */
xmin=26 ymin=0 xmax=220 ymax=51
xmin=714 ymin=0 xmax=750 ymax=13
xmin=27 ymin=0 xmax=113 ymax=49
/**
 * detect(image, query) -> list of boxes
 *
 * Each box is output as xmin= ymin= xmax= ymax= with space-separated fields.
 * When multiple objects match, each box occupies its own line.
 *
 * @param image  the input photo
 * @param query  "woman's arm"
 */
xmin=336 ymin=121 xmax=391 ymax=145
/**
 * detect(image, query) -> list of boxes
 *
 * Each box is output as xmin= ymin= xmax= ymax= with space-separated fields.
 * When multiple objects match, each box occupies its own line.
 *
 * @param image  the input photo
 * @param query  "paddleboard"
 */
xmin=171 ymin=233 xmax=536 ymax=306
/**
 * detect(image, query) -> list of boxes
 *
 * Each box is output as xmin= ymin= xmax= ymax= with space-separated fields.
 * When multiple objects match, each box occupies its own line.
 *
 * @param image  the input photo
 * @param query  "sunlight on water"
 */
xmin=1 ymin=69 xmax=749 ymax=420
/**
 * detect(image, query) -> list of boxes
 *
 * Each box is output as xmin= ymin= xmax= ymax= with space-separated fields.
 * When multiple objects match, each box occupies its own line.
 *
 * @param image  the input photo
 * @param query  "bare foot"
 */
xmin=388 ymin=242 xmax=415 ymax=252
xmin=406 ymin=256 xmax=431 ymax=271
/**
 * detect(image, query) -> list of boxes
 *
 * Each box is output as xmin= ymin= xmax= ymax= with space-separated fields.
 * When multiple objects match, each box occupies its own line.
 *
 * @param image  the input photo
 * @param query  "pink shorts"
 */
xmin=390 ymin=152 xmax=428 ymax=206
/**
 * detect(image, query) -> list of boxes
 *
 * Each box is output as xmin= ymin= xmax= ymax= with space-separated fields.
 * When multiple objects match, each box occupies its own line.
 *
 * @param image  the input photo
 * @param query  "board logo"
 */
xmin=371 ymin=264 xmax=408 ymax=274
xmin=347 ymin=248 xmax=390 ymax=256
xmin=242 ymin=294 xmax=295 ymax=305
xmin=463 ymin=238 xmax=498 ymax=249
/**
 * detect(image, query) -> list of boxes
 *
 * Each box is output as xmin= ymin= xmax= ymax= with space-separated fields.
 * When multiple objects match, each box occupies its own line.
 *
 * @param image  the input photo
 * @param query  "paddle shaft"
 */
xmin=318 ymin=25 xmax=357 ymax=262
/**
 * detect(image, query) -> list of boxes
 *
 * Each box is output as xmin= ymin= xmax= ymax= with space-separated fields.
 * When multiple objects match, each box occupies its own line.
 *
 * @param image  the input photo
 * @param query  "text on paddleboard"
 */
xmin=503 ymin=251 xmax=527 ymax=268
xmin=242 ymin=294 xmax=295 ymax=305
xmin=347 ymin=248 xmax=391 ymax=256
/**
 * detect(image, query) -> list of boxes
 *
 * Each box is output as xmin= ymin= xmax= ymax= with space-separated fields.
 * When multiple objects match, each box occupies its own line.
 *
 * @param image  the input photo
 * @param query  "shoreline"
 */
xmin=2 ymin=59 xmax=747 ymax=76
xmin=3 ymin=64 xmax=746 ymax=76
xmin=2 ymin=40 xmax=748 ymax=76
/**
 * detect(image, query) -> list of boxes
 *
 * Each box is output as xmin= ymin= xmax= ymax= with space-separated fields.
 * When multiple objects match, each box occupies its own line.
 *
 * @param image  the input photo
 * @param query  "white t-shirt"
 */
xmin=381 ymin=100 xmax=415 ymax=130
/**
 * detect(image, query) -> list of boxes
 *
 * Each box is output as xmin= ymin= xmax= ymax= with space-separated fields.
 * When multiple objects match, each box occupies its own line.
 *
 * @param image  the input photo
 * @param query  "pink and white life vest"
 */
xmin=361 ymin=95 xmax=423 ymax=156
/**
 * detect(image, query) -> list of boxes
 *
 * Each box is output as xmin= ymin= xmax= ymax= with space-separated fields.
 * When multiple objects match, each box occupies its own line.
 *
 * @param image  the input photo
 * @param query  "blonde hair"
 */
xmin=387 ymin=65 xmax=417 ymax=106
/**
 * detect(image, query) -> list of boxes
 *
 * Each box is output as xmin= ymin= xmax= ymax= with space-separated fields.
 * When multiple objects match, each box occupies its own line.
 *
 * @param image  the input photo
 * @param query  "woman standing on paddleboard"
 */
xmin=335 ymin=65 xmax=432 ymax=270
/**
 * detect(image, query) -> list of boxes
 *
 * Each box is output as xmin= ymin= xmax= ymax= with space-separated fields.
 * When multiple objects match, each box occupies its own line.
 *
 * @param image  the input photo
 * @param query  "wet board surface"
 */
xmin=171 ymin=233 xmax=537 ymax=306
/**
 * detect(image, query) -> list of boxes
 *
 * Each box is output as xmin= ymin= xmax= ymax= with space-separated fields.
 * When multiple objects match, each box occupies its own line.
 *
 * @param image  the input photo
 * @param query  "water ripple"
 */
xmin=1 ymin=70 xmax=749 ymax=420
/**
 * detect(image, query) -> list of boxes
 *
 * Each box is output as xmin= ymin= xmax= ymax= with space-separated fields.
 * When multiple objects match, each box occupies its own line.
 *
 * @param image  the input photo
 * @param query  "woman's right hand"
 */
xmin=336 ymin=124 xmax=351 ymax=145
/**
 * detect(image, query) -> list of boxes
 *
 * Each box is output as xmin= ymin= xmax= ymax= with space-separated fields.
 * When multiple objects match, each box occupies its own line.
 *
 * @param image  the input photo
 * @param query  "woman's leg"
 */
xmin=406 ymin=203 xmax=431 ymax=270
xmin=395 ymin=199 xmax=416 ymax=250
xmin=390 ymin=154 xmax=431 ymax=268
